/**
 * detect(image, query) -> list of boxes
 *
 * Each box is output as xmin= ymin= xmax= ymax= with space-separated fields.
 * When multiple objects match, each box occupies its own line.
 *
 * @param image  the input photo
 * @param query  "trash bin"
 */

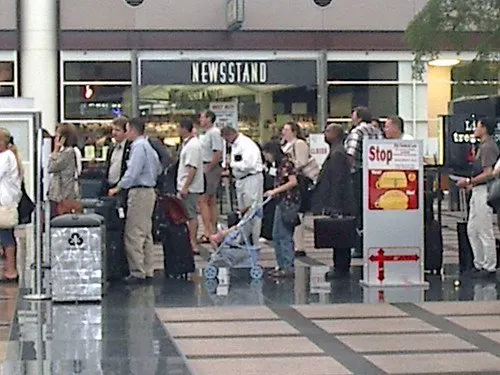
xmin=50 ymin=213 xmax=106 ymax=302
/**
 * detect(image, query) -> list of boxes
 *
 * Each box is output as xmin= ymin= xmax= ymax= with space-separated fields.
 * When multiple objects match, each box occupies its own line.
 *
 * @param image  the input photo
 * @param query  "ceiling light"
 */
xmin=428 ymin=58 xmax=461 ymax=67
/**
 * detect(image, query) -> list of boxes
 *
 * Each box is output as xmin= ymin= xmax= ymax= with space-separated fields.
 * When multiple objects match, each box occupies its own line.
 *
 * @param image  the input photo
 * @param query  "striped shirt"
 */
xmin=344 ymin=122 xmax=383 ymax=173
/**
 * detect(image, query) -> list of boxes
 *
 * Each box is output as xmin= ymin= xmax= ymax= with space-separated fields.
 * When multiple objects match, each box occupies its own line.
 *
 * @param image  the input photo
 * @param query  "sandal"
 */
xmin=197 ymin=235 xmax=211 ymax=244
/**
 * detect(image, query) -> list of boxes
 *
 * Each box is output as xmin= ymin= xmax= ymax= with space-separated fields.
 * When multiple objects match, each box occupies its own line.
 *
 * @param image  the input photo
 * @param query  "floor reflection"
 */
xmin=1 ymin=262 xmax=500 ymax=374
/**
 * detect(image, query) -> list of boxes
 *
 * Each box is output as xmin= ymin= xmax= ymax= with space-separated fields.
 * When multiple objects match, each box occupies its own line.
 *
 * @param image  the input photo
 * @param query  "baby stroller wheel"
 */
xmin=204 ymin=279 xmax=218 ymax=293
xmin=249 ymin=266 xmax=263 ymax=280
xmin=204 ymin=265 xmax=218 ymax=280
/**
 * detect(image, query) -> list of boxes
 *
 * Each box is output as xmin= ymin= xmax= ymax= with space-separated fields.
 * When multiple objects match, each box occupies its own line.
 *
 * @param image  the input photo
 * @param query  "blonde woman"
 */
xmin=0 ymin=128 xmax=22 ymax=282
xmin=281 ymin=122 xmax=320 ymax=256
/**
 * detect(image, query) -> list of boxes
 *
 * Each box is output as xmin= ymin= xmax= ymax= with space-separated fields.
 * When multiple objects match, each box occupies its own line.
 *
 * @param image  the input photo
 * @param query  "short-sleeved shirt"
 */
xmin=177 ymin=136 xmax=204 ymax=193
xmin=276 ymin=157 xmax=300 ymax=205
xmin=471 ymin=137 xmax=499 ymax=180
xmin=344 ymin=122 xmax=383 ymax=173
xmin=200 ymin=126 xmax=223 ymax=163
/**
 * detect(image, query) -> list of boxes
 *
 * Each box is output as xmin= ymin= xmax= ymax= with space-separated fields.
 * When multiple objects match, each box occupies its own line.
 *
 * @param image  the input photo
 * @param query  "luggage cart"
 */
xmin=204 ymin=198 xmax=271 ymax=280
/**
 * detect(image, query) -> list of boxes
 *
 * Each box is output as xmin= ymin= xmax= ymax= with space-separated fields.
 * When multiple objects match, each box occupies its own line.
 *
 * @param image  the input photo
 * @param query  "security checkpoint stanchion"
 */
xmin=360 ymin=139 xmax=428 ymax=302
xmin=24 ymin=119 xmax=51 ymax=300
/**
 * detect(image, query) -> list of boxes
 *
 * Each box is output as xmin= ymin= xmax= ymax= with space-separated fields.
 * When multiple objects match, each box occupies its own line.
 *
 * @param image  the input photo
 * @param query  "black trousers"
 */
xmin=333 ymin=247 xmax=351 ymax=272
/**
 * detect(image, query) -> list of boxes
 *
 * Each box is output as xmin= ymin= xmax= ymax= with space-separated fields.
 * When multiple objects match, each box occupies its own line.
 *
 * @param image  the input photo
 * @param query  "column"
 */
xmin=316 ymin=50 xmax=328 ymax=132
xmin=256 ymin=91 xmax=273 ymax=142
xmin=20 ymin=0 xmax=58 ymax=134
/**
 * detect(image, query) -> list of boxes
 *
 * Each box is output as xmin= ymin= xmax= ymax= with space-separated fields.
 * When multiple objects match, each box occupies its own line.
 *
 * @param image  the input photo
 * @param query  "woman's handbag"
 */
xmin=0 ymin=205 xmax=19 ymax=229
xmin=279 ymin=200 xmax=301 ymax=228
xmin=18 ymin=183 xmax=35 ymax=224
xmin=487 ymin=178 xmax=500 ymax=208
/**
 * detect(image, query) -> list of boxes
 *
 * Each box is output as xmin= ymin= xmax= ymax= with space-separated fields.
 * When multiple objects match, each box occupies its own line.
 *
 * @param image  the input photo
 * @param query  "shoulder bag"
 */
xmin=0 ymin=205 xmax=18 ymax=229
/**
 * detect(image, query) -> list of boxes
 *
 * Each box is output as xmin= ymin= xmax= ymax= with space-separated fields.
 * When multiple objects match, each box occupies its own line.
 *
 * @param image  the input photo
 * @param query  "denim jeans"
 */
xmin=272 ymin=204 xmax=295 ymax=270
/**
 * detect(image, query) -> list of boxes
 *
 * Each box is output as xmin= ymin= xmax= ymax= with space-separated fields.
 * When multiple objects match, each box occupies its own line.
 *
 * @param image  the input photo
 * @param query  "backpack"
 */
xmin=148 ymin=137 xmax=172 ymax=192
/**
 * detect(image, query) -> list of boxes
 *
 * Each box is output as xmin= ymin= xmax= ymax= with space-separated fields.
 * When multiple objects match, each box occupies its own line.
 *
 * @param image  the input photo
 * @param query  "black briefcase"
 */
xmin=314 ymin=215 xmax=357 ymax=249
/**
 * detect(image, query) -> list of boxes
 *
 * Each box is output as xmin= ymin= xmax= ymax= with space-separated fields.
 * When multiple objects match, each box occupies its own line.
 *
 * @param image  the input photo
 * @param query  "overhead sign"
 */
xmin=362 ymin=139 xmax=426 ymax=287
xmin=226 ymin=0 xmax=244 ymax=31
xmin=192 ymin=61 xmax=267 ymax=85
xmin=141 ymin=60 xmax=317 ymax=86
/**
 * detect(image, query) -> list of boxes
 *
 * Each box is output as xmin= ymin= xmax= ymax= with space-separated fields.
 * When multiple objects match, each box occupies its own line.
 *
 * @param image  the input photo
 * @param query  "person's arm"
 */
xmin=181 ymin=166 xmax=197 ymax=194
xmin=117 ymin=143 xmax=145 ymax=190
xmin=266 ymin=161 xmax=298 ymax=196
xmin=48 ymin=149 xmax=72 ymax=174
xmin=0 ymin=152 xmax=13 ymax=180
xmin=344 ymin=130 xmax=359 ymax=169
xmin=493 ymin=158 xmax=500 ymax=177
xmin=471 ymin=147 xmax=498 ymax=186
xmin=180 ymin=143 xmax=201 ymax=195
xmin=206 ymin=131 xmax=223 ymax=171
xmin=329 ymin=151 xmax=348 ymax=213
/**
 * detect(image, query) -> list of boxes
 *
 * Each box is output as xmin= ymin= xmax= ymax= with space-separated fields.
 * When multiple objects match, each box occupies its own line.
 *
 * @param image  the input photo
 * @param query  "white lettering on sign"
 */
xmin=192 ymin=61 xmax=267 ymax=84
xmin=367 ymin=142 xmax=419 ymax=170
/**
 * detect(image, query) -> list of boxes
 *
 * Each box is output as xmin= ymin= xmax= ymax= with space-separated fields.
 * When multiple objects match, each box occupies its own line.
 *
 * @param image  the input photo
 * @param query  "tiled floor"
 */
xmin=2 ymin=208 xmax=500 ymax=374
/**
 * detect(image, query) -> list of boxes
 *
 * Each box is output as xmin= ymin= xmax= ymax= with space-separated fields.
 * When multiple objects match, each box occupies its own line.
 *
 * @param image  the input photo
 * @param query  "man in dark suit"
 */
xmin=101 ymin=116 xmax=131 ymax=196
xmin=312 ymin=124 xmax=355 ymax=279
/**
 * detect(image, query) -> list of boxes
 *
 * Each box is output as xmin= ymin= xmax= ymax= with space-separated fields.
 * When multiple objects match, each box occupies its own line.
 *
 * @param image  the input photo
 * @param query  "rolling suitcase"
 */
xmin=161 ymin=221 xmax=195 ymax=278
xmin=424 ymin=168 xmax=444 ymax=274
xmin=457 ymin=189 xmax=474 ymax=273
xmin=424 ymin=219 xmax=443 ymax=273
xmin=94 ymin=197 xmax=129 ymax=280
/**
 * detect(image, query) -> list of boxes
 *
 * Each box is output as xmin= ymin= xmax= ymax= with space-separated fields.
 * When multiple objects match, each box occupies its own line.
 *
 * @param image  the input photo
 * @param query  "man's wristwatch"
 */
xmin=466 ymin=178 xmax=472 ymax=185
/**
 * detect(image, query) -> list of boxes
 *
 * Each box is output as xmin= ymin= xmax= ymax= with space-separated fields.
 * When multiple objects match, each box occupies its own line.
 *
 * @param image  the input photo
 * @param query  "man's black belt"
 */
xmin=130 ymin=185 xmax=154 ymax=189
xmin=236 ymin=173 xmax=259 ymax=181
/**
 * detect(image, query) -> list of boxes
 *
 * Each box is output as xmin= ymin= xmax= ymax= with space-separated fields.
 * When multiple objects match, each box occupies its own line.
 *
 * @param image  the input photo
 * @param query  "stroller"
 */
xmin=203 ymin=197 xmax=272 ymax=280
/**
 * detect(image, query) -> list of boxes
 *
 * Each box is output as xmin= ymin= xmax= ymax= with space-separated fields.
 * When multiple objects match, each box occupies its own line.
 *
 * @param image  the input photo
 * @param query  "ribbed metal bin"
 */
xmin=50 ymin=214 xmax=105 ymax=302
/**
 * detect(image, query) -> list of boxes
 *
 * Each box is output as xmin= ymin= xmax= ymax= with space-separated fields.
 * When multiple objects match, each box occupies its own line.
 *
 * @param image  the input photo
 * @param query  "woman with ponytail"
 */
xmin=0 ymin=128 xmax=22 ymax=282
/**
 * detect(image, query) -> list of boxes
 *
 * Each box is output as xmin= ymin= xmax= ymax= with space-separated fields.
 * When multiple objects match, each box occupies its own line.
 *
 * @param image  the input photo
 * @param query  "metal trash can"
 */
xmin=51 ymin=214 xmax=106 ymax=302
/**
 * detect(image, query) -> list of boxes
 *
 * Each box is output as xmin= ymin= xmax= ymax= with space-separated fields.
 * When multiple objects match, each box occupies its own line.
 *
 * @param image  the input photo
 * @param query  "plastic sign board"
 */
xmin=361 ymin=139 xmax=427 ymax=287
xmin=308 ymin=134 xmax=329 ymax=168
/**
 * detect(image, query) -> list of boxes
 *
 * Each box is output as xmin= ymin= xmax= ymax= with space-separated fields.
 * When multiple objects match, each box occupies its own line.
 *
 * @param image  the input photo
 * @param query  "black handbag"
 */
xmin=487 ymin=178 xmax=500 ymax=208
xmin=18 ymin=183 xmax=35 ymax=225
xmin=279 ymin=200 xmax=301 ymax=228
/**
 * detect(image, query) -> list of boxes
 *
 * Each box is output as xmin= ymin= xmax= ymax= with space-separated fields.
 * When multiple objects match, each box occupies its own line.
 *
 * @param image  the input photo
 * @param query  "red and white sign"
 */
xmin=366 ymin=247 xmax=422 ymax=286
xmin=367 ymin=142 xmax=420 ymax=170
xmin=209 ymin=100 xmax=238 ymax=130
xmin=308 ymin=134 xmax=329 ymax=168
xmin=362 ymin=139 xmax=426 ymax=288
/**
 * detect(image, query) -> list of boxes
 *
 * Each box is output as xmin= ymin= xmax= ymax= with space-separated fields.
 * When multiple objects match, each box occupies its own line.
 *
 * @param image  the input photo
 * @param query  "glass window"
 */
xmin=328 ymin=61 xmax=398 ymax=81
xmin=0 ymin=62 xmax=14 ymax=83
xmin=451 ymin=62 xmax=499 ymax=100
xmin=64 ymin=61 xmax=132 ymax=82
xmin=0 ymin=86 xmax=15 ymax=97
xmin=64 ymin=85 xmax=131 ymax=120
xmin=328 ymin=85 xmax=398 ymax=118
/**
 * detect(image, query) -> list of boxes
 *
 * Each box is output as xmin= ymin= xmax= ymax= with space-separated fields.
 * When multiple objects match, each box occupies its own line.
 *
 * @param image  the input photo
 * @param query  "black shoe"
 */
xmin=472 ymin=270 xmax=496 ymax=279
xmin=325 ymin=269 xmax=350 ymax=280
xmin=123 ymin=276 xmax=147 ymax=285
xmin=295 ymin=250 xmax=306 ymax=257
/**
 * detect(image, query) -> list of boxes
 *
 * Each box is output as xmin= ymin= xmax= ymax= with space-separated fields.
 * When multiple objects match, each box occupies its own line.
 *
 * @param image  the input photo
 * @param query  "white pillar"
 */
xmin=20 ymin=0 xmax=58 ymax=134
xmin=256 ymin=92 xmax=273 ymax=142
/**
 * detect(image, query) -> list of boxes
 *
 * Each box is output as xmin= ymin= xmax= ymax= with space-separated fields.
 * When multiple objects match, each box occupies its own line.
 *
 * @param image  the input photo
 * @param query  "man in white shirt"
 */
xmin=102 ymin=116 xmax=131 ymax=195
xmin=221 ymin=126 xmax=264 ymax=246
xmin=383 ymin=116 xmax=414 ymax=140
xmin=177 ymin=118 xmax=205 ymax=252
